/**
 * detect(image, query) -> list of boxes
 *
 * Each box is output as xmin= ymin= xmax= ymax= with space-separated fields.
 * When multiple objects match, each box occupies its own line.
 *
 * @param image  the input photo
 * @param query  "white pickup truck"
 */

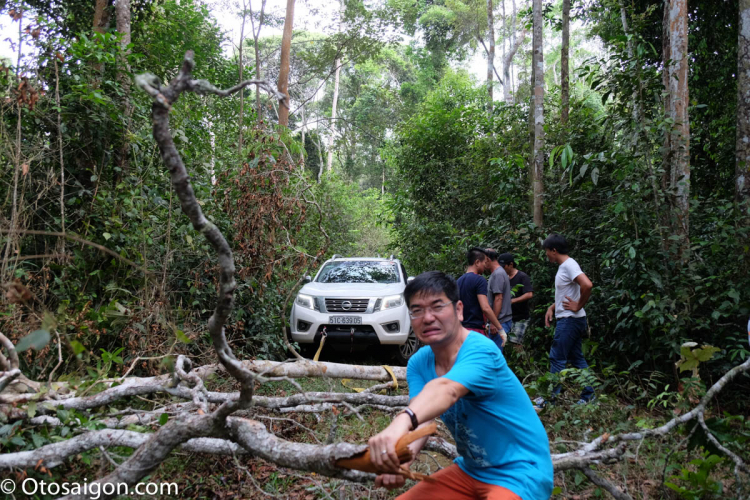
xmin=289 ymin=256 xmax=419 ymax=364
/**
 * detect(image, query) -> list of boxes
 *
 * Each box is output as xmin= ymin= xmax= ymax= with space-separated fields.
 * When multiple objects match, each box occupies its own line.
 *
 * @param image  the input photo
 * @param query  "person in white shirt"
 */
xmin=540 ymin=234 xmax=594 ymax=405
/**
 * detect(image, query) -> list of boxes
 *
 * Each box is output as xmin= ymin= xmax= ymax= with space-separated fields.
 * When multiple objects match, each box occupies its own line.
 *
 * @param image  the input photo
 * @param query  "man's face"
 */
xmin=476 ymin=256 xmax=487 ymax=274
xmin=502 ymin=263 xmax=513 ymax=275
xmin=408 ymin=292 xmax=463 ymax=346
xmin=545 ymin=248 xmax=557 ymax=263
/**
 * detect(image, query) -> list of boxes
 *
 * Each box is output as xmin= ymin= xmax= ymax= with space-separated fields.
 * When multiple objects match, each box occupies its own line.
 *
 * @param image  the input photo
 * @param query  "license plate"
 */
xmin=329 ymin=316 xmax=362 ymax=325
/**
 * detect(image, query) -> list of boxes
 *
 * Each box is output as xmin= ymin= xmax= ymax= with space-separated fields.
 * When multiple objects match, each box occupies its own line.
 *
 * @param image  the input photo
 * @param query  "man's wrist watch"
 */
xmin=400 ymin=408 xmax=419 ymax=430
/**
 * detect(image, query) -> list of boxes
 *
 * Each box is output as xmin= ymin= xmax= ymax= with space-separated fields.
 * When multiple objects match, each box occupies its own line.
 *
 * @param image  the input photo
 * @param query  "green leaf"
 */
xmin=103 ymin=232 xmax=112 ymax=240
xmin=175 ymin=329 xmax=191 ymax=344
xmin=628 ymin=246 xmax=636 ymax=259
xmin=694 ymin=346 xmax=720 ymax=362
xmin=679 ymin=359 xmax=699 ymax=372
xmin=15 ymin=329 xmax=51 ymax=352
xmin=590 ymin=167 xmax=600 ymax=185
xmin=70 ymin=340 xmax=86 ymax=356
xmin=159 ymin=413 xmax=169 ymax=425
xmin=551 ymin=487 xmax=563 ymax=495
xmin=27 ymin=401 xmax=37 ymax=419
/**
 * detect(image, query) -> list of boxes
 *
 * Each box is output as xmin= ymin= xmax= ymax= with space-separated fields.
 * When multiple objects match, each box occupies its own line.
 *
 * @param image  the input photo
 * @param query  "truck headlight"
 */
xmin=295 ymin=294 xmax=316 ymax=310
xmin=380 ymin=294 xmax=404 ymax=311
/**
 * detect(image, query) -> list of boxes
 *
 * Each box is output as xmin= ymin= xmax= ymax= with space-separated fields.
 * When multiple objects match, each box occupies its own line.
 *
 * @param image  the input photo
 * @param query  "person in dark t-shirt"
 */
xmin=456 ymin=247 xmax=503 ymax=337
xmin=497 ymin=253 xmax=533 ymax=345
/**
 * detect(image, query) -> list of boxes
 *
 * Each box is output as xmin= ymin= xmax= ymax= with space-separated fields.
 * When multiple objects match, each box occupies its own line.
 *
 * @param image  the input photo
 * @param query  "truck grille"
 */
xmin=325 ymin=298 xmax=369 ymax=312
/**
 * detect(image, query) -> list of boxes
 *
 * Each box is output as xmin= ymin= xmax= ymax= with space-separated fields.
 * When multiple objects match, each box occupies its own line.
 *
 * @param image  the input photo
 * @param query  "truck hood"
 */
xmin=298 ymin=282 xmax=405 ymax=297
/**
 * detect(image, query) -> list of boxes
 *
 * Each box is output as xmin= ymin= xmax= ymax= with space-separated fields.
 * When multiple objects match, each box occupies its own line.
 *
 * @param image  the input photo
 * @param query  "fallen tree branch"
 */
xmin=0 ymin=368 xmax=20 ymax=393
xmin=0 ymin=429 xmax=245 ymax=469
xmin=581 ymin=466 xmax=634 ymax=500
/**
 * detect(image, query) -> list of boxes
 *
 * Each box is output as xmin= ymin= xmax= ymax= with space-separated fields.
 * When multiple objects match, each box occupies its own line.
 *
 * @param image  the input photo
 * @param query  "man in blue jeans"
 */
xmin=540 ymin=234 xmax=594 ymax=406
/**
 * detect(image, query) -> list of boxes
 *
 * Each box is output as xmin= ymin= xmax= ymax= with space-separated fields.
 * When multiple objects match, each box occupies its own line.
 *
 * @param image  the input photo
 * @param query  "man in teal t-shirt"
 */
xmin=369 ymin=271 xmax=553 ymax=500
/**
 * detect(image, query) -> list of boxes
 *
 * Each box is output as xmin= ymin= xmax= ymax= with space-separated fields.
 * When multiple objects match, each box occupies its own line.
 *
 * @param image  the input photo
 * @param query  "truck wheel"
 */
xmin=393 ymin=328 xmax=420 ymax=365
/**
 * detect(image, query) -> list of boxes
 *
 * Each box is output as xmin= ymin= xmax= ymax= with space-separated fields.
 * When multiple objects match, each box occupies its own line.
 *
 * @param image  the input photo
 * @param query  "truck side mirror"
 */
xmin=303 ymin=275 xmax=312 ymax=284
xmin=407 ymin=276 xmax=415 ymax=283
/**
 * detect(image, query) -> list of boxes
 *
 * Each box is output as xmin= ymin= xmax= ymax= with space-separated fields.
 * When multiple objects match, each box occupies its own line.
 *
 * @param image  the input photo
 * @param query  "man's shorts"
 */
xmin=509 ymin=319 xmax=529 ymax=344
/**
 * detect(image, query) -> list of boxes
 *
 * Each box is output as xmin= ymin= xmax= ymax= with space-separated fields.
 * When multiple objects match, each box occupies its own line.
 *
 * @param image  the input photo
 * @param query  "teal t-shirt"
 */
xmin=407 ymin=332 xmax=553 ymax=500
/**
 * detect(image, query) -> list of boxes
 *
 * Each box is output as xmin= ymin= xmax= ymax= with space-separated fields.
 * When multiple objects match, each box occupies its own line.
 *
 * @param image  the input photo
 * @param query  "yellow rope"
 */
xmin=341 ymin=365 xmax=398 ymax=394
xmin=381 ymin=364 xmax=399 ymax=391
xmin=312 ymin=333 xmax=327 ymax=362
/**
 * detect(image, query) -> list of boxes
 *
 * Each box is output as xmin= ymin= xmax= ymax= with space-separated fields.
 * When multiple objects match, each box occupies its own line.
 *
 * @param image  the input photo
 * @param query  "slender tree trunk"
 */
xmin=661 ymin=1 xmax=672 ymax=198
xmin=503 ymin=32 xmax=526 ymax=102
xmin=504 ymin=0 xmax=523 ymax=103
xmin=737 ymin=0 xmax=750 ymax=203
xmin=250 ymin=0 xmax=267 ymax=122
xmin=326 ymin=62 xmax=341 ymax=173
xmin=487 ymin=0 xmax=495 ymax=104
xmin=316 ymin=134 xmax=325 ymax=182
xmin=2 ymin=13 xmax=24 ymax=280
xmin=326 ymin=1 xmax=343 ymax=173
xmin=55 ymin=59 xmax=65 ymax=252
xmin=93 ymin=0 xmax=110 ymax=33
xmin=277 ymin=0 xmax=295 ymax=127
xmin=115 ymin=0 xmax=132 ymax=175
xmin=531 ymin=0 xmax=545 ymax=227
xmin=300 ymin=103 xmax=306 ymax=164
xmin=238 ymin=0 xmax=247 ymax=154
xmin=665 ymin=0 xmax=690 ymax=260
xmin=561 ymin=0 xmax=570 ymax=124
xmin=92 ymin=0 xmax=111 ymax=81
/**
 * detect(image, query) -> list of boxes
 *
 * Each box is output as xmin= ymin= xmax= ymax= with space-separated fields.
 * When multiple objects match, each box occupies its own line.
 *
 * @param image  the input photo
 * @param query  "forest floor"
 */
xmin=17 ymin=347 xmax=738 ymax=500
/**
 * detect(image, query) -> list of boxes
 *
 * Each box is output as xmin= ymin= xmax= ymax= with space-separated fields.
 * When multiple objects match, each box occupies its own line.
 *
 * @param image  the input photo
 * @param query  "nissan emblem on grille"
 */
xmin=341 ymin=300 xmax=352 ymax=310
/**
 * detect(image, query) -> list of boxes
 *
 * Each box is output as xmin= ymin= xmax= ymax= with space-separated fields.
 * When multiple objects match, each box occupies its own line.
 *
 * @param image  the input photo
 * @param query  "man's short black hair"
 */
xmin=404 ymin=271 xmax=459 ymax=306
xmin=467 ymin=247 xmax=487 ymax=266
xmin=484 ymin=248 xmax=499 ymax=262
xmin=542 ymin=233 xmax=569 ymax=255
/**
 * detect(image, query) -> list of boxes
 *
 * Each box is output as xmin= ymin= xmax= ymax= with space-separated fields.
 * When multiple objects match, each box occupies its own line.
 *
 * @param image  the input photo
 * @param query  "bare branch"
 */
xmin=581 ymin=466 xmax=634 ymax=500
xmin=0 ymin=368 xmax=21 ymax=393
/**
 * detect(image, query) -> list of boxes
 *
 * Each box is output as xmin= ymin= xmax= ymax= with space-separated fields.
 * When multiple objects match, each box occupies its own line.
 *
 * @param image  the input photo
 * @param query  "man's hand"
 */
xmin=545 ymin=305 xmax=554 ymax=327
xmin=368 ymin=413 xmax=411 ymax=473
xmin=489 ymin=324 xmax=498 ymax=334
xmin=562 ymin=295 xmax=580 ymax=312
xmin=500 ymin=330 xmax=507 ymax=347
xmin=375 ymin=473 xmax=406 ymax=490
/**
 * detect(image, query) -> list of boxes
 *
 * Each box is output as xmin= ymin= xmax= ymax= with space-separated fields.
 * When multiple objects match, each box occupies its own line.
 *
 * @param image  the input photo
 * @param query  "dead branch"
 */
xmin=0 ymin=429 xmax=245 ymax=469
xmin=580 ymin=466 xmax=634 ymax=500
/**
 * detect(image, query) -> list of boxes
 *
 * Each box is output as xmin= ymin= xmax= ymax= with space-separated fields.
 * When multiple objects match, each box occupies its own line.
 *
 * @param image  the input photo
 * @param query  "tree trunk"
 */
xmin=504 ymin=0 xmax=523 ymax=102
xmin=487 ymin=0 xmax=495 ymax=104
xmin=92 ymin=0 xmax=111 ymax=81
xmin=115 ymin=0 xmax=132 ymax=176
xmin=326 ymin=1 xmax=344 ymax=173
xmin=93 ymin=0 xmax=111 ymax=34
xmin=737 ymin=0 xmax=750 ymax=203
xmin=277 ymin=0 xmax=295 ymax=127
xmin=531 ymin=0 xmax=545 ymax=227
xmin=238 ymin=0 xmax=247 ymax=154
xmin=250 ymin=0 xmax=267 ymax=122
xmin=561 ymin=0 xmax=570 ymax=124
xmin=300 ymin=103 xmax=306 ymax=164
xmin=503 ymin=31 xmax=526 ymax=102
xmin=326 ymin=61 xmax=341 ymax=173
xmin=664 ymin=0 xmax=690 ymax=260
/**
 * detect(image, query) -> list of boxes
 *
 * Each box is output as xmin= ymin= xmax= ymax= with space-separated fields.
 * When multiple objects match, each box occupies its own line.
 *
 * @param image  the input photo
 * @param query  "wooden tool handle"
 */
xmin=335 ymin=421 xmax=439 ymax=475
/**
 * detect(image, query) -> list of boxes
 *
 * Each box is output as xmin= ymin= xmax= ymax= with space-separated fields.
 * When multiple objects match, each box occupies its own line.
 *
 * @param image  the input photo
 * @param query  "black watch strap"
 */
xmin=402 ymin=408 xmax=419 ymax=430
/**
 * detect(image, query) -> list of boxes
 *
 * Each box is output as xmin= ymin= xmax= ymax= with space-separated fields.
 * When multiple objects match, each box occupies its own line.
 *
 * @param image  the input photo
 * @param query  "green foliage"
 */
xmin=665 ymin=453 xmax=726 ymax=499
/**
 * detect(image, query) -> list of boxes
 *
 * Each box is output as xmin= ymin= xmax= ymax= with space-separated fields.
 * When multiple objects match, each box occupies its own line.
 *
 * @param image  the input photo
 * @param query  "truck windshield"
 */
xmin=316 ymin=261 xmax=399 ymax=284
